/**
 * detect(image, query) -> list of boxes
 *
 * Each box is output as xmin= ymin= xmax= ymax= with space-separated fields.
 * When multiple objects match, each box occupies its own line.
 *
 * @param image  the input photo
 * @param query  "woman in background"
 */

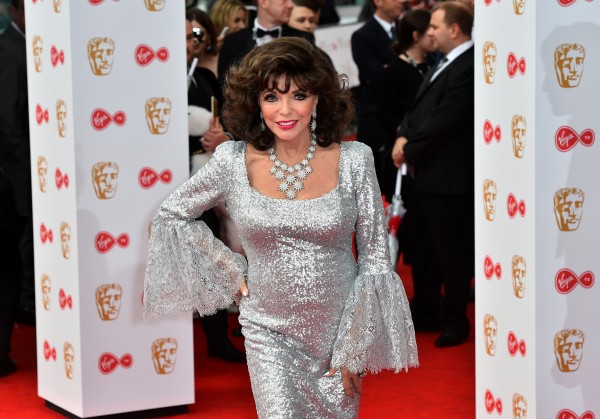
xmin=210 ymin=0 xmax=248 ymax=50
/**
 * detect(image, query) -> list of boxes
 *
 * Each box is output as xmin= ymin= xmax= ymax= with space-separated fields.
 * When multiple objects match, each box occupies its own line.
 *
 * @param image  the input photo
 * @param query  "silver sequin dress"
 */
xmin=144 ymin=140 xmax=418 ymax=418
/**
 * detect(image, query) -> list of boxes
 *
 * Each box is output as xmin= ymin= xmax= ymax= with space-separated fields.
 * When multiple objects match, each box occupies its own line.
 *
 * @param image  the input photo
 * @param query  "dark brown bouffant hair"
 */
xmin=222 ymin=37 xmax=354 ymax=150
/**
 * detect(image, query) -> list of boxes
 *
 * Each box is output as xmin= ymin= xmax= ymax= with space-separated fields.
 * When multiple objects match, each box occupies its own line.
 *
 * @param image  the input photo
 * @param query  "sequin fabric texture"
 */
xmin=144 ymin=140 xmax=419 ymax=418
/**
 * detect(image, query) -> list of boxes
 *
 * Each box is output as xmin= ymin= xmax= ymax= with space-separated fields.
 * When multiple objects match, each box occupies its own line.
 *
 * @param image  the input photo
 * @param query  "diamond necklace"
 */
xmin=268 ymin=136 xmax=317 ymax=199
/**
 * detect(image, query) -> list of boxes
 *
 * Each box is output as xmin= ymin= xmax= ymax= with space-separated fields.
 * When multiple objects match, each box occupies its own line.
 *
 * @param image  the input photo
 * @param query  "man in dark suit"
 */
xmin=392 ymin=1 xmax=474 ymax=348
xmin=218 ymin=0 xmax=314 ymax=85
xmin=0 ymin=0 xmax=29 ymax=376
xmin=351 ymin=0 xmax=402 ymax=185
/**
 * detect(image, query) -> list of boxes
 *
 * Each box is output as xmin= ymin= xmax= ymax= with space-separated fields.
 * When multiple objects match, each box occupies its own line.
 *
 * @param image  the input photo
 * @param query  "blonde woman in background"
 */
xmin=210 ymin=0 xmax=248 ymax=51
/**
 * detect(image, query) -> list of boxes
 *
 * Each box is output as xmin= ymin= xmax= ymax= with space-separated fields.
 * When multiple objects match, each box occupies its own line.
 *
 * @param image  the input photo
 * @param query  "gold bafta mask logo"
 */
xmin=145 ymin=97 xmax=172 ymax=134
xmin=511 ymin=115 xmax=526 ymax=158
xmin=95 ymin=283 xmax=123 ymax=321
xmin=483 ymin=179 xmax=497 ymax=221
xmin=511 ymin=255 xmax=526 ymax=299
xmin=56 ymin=99 xmax=67 ymax=138
xmin=87 ymin=37 xmax=115 ymax=76
xmin=37 ymin=155 xmax=48 ymax=193
xmin=483 ymin=41 xmax=497 ymax=84
xmin=513 ymin=0 xmax=525 ymax=15
xmin=91 ymin=162 xmax=119 ymax=199
xmin=554 ymin=44 xmax=585 ymax=88
xmin=512 ymin=393 xmax=527 ymax=419
xmin=554 ymin=188 xmax=584 ymax=231
xmin=144 ymin=0 xmax=166 ymax=11
xmin=60 ymin=222 xmax=71 ymax=259
xmin=483 ymin=314 xmax=498 ymax=356
xmin=41 ymin=274 xmax=52 ymax=311
xmin=64 ymin=341 xmax=75 ymax=379
xmin=53 ymin=0 xmax=62 ymax=13
xmin=33 ymin=35 xmax=43 ymax=73
xmin=151 ymin=338 xmax=178 ymax=374
xmin=554 ymin=329 xmax=584 ymax=372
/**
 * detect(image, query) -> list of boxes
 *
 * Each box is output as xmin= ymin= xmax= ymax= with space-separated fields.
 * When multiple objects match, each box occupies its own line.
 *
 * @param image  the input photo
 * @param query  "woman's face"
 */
xmin=227 ymin=7 xmax=247 ymax=33
xmin=415 ymin=28 xmax=435 ymax=53
xmin=288 ymin=6 xmax=317 ymax=33
xmin=259 ymin=78 xmax=318 ymax=144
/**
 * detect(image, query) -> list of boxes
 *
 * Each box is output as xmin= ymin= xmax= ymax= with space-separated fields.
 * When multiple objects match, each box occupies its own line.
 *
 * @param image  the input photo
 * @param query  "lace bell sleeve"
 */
xmin=143 ymin=141 xmax=247 ymax=320
xmin=330 ymin=143 xmax=419 ymax=374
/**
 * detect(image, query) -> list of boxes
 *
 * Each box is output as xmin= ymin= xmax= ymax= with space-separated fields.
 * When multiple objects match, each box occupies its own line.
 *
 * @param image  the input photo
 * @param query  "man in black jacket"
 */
xmin=392 ymin=1 xmax=474 ymax=348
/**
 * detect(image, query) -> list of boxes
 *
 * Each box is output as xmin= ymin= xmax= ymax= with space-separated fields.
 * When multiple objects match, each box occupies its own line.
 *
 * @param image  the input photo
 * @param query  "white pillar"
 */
xmin=476 ymin=1 xmax=599 ymax=417
xmin=26 ymin=1 xmax=193 ymax=416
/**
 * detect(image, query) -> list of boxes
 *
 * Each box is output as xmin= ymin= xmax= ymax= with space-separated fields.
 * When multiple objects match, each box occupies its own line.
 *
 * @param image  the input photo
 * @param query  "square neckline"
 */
xmin=241 ymin=141 xmax=346 ymax=202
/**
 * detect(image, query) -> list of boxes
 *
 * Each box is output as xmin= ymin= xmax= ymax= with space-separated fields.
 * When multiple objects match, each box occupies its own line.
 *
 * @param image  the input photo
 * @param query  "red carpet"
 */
xmin=0 ymin=262 xmax=475 ymax=418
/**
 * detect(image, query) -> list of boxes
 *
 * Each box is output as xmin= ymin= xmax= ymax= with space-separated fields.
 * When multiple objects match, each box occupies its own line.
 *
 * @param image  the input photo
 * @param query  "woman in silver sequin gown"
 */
xmin=144 ymin=38 xmax=418 ymax=418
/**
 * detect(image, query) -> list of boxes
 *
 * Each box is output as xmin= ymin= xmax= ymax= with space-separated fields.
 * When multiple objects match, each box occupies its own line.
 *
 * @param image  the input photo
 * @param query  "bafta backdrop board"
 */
xmin=26 ymin=0 xmax=193 ymax=417
xmin=476 ymin=0 xmax=598 ymax=417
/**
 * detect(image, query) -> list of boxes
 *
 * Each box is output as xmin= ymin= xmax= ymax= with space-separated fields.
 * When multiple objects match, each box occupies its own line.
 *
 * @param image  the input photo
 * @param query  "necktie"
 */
xmin=429 ymin=56 xmax=448 ymax=82
xmin=256 ymin=27 xmax=281 ymax=38
xmin=390 ymin=25 xmax=398 ymax=42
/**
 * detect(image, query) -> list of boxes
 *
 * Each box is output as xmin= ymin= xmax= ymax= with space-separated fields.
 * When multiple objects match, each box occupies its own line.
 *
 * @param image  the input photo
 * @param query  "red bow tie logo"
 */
xmin=555 ymin=268 xmax=595 ymax=294
xmin=43 ymin=340 xmax=57 ymax=361
xmin=40 ymin=223 xmax=53 ymax=244
xmin=507 ymin=193 xmax=526 ymax=218
xmin=483 ymin=255 xmax=502 ymax=279
xmin=484 ymin=389 xmax=503 ymax=414
xmin=55 ymin=168 xmax=69 ymax=189
xmin=138 ymin=167 xmax=173 ymax=189
xmin=555 ymin=126 xmax=595 ymax=152
xmin=91 ymin=108 xmax=127 ymax=131
xmin=59 ymin=288 xmax=73 ymax=310
xmin=557 ymin=0 xmax=595 ymax=6
xmin=483 ymin=120 xmax=502 ymax=144
xmin=135 ymin=44 xmax=170 ymax=67
xmin=507 ymin=331 xmax=526 ymax=356
xmin=95 ymin=232 xmax=130 ymax=254
xmin=557 ymin=409 xmax=596 ymax=419
xmin=507 ymin=52 xmax=526 ymax=77
xmin=98 ymin=352 xmax=133 ymax=374
xmin=36 ymin=104 xmax=50 ymax=125
xmin=51 ymin=45 xmax=65 ymax=67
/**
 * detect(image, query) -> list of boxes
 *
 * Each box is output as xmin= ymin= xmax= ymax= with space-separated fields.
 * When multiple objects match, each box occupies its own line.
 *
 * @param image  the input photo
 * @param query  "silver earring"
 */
xmin=260 ymin=112 xmax=266 ymax=131
xmin=310 ymin=109 xmax=317 ymax=133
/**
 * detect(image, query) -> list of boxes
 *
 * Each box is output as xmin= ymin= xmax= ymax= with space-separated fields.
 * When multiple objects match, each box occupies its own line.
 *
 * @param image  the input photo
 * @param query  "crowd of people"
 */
xmin=2 ymin=0 xmax=475 ymax=416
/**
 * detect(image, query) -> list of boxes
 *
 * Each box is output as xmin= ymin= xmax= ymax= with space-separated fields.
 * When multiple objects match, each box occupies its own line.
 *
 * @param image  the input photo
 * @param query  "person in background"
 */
xmin=186 ymin=12 xmax=245 ymax=363
xmin=288 ymin=0 xmax=321 ymax=33
xmin=210 ymin=0 xmax=248 ymax=48
xmin=144 ymin=37 xmax=418 ymax=417
xmin=392 ymin=1 xmax=475 ymax=348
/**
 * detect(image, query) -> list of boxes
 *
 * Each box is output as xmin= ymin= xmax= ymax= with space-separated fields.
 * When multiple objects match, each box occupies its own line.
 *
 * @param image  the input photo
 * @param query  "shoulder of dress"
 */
xmin=213 ymin=140 xmax=245 ymax=161
xmin=343 ymin=140 xmax=372 ymax=160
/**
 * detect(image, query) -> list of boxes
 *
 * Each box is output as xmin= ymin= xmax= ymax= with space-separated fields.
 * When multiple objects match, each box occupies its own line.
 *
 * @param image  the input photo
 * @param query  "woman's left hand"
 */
xmin=324 ymin=366 xmax=363 ymax=398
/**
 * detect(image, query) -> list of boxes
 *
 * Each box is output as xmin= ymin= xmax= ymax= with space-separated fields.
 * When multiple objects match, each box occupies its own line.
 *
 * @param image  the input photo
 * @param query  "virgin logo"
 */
xmin=98 ymin=352 xmax=133 ymax=374
xmin=51 ymin=45 xmax=65 ymax=67
xmin=507 ymin=193 xmax=526 ymax=218
xmin=95 ymin=232 xmax=130 ymax=254
xmin=484 ymin=0 xmax=501 ymax=5
xmin=40 ymin=223 xmax=53 ymax=244
xmin=555 ymin=268 xmax=594 ymax=294
xmin=43 ymin=340 xmax=57 ymax=361
xmin=91 ymin=108 xmax=126 ymax=131
xmin=59 ymin=288 xmax=73 ymax=310
xmin=55 ymin=168 xmax=69 ymax=189
xmin=557 ymin=409 xmax=595 ymax=419
xmin=507 ymin=331 xmax=526 ymax=356
xmin=88 ymin=0 xmax=120 ymax=4
xmin=507 ymin=52 xmax=526 ymax=77
xmin=135 ymin=44 xmax=169 ymax=67
xmin=483 ymin=120 xmax=501 ymax=144
xmin=555 ymin=126 xmax=595 ymax=152
xmin=557 ymin=0 xmax=594 ymax=6
xmin=483 ymin=255 xmax=502 ymax=279
xmin=484 ymin=389 xmax=502 ymax=414
xmin=139 ymin=167 xmax=172 ymax=189
xmin=36 ymin=104 xmax=49 ymax=125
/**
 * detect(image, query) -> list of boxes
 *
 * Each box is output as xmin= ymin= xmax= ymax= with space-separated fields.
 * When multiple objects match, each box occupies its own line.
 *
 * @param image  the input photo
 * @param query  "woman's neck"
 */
xmin=272 ymin=134 xmax=312 ymax=162
xmin=403 ymin=45 xmax=425 ymax=64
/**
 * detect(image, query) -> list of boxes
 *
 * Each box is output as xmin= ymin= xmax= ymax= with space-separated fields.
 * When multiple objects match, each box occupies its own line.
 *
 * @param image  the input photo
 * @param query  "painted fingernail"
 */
xmin=242 ymin=289 xmax=248 ymax=297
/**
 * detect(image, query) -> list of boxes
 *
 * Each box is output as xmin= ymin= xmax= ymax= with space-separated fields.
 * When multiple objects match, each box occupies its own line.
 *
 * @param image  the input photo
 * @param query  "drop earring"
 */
xmin=260 ymin=112 xmax=266 ymax=131
xmin=310 ymin=109 xmax=317 ymax=136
